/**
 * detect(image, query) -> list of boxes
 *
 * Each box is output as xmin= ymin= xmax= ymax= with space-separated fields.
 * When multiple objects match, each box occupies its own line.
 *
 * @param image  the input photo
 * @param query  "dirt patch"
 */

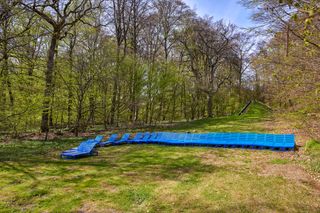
xmin=260 ymin=164 xmax=320 ymax=193
xmin=154 ymin=180 xmax=179 ymax=203
xmin=101 ymin=182 xmax=119 ymax=193
xmin=201 ymin=152 xmax=247 ymax=167
xmin=261 ymin=164 xmax=309 ymax=181
xmin=78 ymin=202 xmax=120 ymax=213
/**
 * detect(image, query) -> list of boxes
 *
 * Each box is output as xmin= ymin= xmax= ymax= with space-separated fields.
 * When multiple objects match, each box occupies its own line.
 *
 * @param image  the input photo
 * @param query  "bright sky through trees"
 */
xmin=183 ymin=0 xmax=254 ymax=28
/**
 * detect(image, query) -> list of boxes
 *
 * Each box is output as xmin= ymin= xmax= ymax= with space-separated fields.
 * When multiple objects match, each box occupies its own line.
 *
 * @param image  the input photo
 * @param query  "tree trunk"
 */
xmin=149 ymin=101 xmax=154 ymax=125
xmin=170 ymin=85 xmax=177 ymax=123
xmin=102 ymin=83 xmax=108 ymax=129
xmin=145 ymin=101 xmax=149 ymax=124
xmin=129 ymin=66 xmax=136 ymax=123
xmin=207 ymin=93 xmax=213 ymax=118
xmin=191 ymin=94 xmax=196 ymax=120
xmin=110 ymin=78 xmax=118 ymax=125
xmin=87 ymin=95 xmax=95 ymax=126
xmin=41 ymin=34 xmax=58 ymax=133
xmin=135 ymin=105 xmax=139 ymax=122
xmin=116 ymin=84 xmax=121 ymax=126
xmin=238 ymin=74 xmax=242 ymax=104
xmin=0 ymin=22 xmax=14 ymax=114
xmin=75 ymin=92 xmax=84 ymax=137
xmin=67 ymin=41 xmax=74 ymax=128
xmin=158 ymin=96 xmax=163 ymax=122
xmin=67 ymin=88 xmax=73 ymax=127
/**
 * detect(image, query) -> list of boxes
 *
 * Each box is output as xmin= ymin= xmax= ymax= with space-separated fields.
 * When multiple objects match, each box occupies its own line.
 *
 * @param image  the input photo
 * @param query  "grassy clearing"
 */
xmin=0 ymin=103 xmax=319 ymax=212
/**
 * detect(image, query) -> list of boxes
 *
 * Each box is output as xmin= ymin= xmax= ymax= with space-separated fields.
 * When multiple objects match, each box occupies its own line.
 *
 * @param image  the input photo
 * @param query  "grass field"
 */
xmin=0 ymin=104 xmax=319 ymax=212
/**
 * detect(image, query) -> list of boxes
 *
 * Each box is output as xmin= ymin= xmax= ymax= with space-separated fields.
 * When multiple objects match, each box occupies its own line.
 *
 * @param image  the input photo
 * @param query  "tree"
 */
xmin=127 ymin=0 xmax=150 ymax=123
xmin=0 ymin=0 xmax=34 ymax=132
xmin=0 ymin=0 xmax=256 ymax=136
xmin=178 ymin=18 xmax=239 ymax=117
xmin=231 ymin=32 xmax=254 ymax=102
xmin=241 ymin=0 xmax=320 ymax=51
xmin=20 ymin=0 xmax=102 ymax=136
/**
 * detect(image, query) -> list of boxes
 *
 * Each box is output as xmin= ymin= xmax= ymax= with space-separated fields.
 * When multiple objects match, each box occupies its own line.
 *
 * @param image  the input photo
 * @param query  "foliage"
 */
xmin=242 ymin=0 xmax=320 ymax=140
xmin=0 ymin=0 xmax=252 ymax=136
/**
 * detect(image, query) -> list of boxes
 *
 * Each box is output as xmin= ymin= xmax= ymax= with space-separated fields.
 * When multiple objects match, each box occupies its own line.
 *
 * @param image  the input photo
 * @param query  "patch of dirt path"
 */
xmin=257 ymin=115 xmax=320 ymax=186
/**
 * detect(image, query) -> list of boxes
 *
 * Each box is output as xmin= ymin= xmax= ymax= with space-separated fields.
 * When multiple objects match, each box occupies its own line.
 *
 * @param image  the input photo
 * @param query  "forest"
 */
xmin=0 ymin=0 xmax=320 ymax=212
xmin=0 ymin=0 xmax=318 ymax=140
xmin=1 ymin=0 xmax=253 ymax=138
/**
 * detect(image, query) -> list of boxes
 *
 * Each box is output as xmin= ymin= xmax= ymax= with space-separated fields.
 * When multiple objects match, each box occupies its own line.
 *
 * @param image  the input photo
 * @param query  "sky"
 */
xmin=182 ymin=0 xmax=255 ymax=28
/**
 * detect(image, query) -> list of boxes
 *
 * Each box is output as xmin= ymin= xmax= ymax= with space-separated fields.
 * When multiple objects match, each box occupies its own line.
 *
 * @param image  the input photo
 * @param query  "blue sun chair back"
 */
xmin=127 ymin=132 xmax=144 ymax=144
xmin=139 ymin=132 xmax=151 ymax=143
xmin=100 ymin=134 xmax=118 ymax=147
xmin=61 ymin=139 xmax=99 ymax=159
xmin=63 ymin=135 xmax=104 ymax=152
xmin=113 ymin=133 xmax=131 ymax=145
xmin=147 ymin=132 xmax=158 ymax=143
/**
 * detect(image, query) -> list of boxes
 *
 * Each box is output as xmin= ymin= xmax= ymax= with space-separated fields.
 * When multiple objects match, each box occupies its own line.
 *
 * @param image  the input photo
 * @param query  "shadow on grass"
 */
xmin=0 ymin=138 xmax=82 ymax=161
xmin=0 ymin=139 xmax=219 ymax=183
xmin=1 ymin=161 xmax=38 ymax=180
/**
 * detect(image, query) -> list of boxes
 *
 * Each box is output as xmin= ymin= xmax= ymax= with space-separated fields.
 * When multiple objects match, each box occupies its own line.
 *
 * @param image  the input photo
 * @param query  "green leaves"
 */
xmin=292 ymin=13 xmax=298 ymax=21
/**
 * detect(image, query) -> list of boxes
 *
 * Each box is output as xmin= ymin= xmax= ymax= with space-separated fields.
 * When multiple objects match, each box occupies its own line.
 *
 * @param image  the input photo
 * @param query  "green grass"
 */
xmin=0 ymin=103 xmax=319 ymax=212
xmin=167 ymin=102 xmax=271 ymax=133
xmin=270 ymin=158 xmax=290 ymax=165
xmin=305 ymin=140 xmax=320 ymax=173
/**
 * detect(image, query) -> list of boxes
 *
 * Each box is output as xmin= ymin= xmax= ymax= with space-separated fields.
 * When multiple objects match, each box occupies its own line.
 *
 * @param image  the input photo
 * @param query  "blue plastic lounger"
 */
xmin=62 ymin=139 xmax=102 ymax=154
xmin=127 ymin=132 xmax=144 ymax=144
xmin=147 ymin=132 xmax=158 ymax=144
xmin=205 ymin=133 xmax=215 ymax=146
xmin=148 ymin=132 xmax=164 ymax=144
xmin=165 ymin=133 xmax=183 ymax=145
xmin=176 ymin=133 xmax=188 ymax=145
xmin=174 ymin=133 xmax=185 ymax=145
xmin=139 ymin=132 xmax=151 ymax=143
xmin=113 ymin=133 xmax=131 ymax=145
xmin=183 ymin=133 xmax=193 ymax=145
xmin=163 ymin=132 xmax=180 ymax=145
xmin=156 ymin=132 xmax=169 ymax=144
xmin=100 ymin=134 xmax=118 ymax=147
xmin=189 ymin=133 xmax=201 ymax=146
xmin=94 ymin=135 xmax=104 ymax=143
xmin=271 ymin=134 xmax=295 ymax=150
xmin=194 ymin=133 xmax=208 ymax=146
xmin=219 ymin=133 xmax=234 ymax=147
xmin=61 ymin=139 xmax=99 ymax=159
xmin=165 ymin=132 xmax=178 ymax=144
xmin=64 ymin=135 xmax=104 ymax=152
xmin=144 ymin=132 xmax=158 ymax=144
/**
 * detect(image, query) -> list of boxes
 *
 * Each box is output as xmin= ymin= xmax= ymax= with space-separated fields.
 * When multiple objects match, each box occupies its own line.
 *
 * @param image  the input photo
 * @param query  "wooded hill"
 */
xmin=0 ymin=0 xmax=319 ymax=141
xmin=0 ymin=0 xmax=254 ymax=136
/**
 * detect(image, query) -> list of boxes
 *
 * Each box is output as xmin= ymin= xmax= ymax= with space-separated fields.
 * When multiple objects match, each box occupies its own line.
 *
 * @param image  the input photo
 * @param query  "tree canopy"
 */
xmin=0 ymin=0 xmax=319 ymax=140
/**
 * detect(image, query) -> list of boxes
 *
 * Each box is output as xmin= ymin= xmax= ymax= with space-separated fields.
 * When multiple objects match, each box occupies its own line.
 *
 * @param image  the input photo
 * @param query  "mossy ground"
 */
xmin=0 ymin=103 xmax=319 ymax=212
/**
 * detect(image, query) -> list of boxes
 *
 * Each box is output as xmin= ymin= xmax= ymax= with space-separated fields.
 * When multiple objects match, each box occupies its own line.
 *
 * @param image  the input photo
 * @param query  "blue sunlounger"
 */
xmin=127 ymin=132 xmax=144 ymax=144
xmin=100 ymin=134 xmax=118 ymax=147
xmin=61 ymin=139 xmax=100 ymax=159
xmin=113 ymin=133 xmax=131 ymax=145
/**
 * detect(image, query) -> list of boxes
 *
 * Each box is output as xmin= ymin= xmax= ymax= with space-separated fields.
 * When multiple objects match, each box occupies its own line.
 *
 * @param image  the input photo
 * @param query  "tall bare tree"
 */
xmin=20 ymin=0 xmax=103 ymax=136
xmin=178 ymin=18 xmax=238 ymax=117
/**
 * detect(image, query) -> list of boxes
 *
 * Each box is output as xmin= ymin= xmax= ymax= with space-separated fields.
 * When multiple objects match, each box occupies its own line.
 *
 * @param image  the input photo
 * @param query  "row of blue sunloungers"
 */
xmin=61 ymin=132 xmax=295 ymax=159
